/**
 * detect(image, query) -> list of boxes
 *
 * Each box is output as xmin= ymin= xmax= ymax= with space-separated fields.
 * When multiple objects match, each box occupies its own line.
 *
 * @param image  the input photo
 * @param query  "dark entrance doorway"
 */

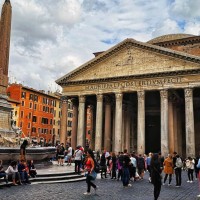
xmin=145 ymin=91 xmax=161 ymax=154
xmin=145 ymin=114 xmax=161 ymax=154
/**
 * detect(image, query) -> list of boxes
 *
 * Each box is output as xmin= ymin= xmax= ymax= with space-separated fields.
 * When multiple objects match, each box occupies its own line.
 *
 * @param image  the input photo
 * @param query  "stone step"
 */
xmin=36 ymin=171 xmax=75 ymax=177
xmin=31 ymin=177 xmax=86 ymax=185
xmin=30 ymin=174 xmax=84 ymax=182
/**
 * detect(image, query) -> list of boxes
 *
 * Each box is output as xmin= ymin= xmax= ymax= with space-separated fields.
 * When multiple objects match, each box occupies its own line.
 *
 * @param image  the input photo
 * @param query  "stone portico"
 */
xmin=56 ymin=35 xmax=200 ymax=158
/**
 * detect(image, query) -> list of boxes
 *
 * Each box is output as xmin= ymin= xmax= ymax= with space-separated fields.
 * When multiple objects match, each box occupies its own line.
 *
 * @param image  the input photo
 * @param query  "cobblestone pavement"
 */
xmin=0 ymin=170 xmax=199 ymax=200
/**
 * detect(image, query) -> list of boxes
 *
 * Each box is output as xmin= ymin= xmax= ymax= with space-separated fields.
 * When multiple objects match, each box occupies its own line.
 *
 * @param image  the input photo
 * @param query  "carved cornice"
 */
xmin=137 ymin=91 xmax=145 ymax=100
xmin=56 ymin=38 xmax=200 ymax=86
xmin=59 ymin=69 xmax=200 ymax=86
xmin=79 ymin=95 xmax=86 ymax=103
xmin=160 ymin=90 xmax=168 ymax=100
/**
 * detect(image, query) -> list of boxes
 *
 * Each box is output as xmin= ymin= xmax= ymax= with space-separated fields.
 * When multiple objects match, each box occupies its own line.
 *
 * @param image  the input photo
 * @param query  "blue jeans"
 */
xmin=122 ymin=167 xmax=130 ymax=186
xmin=0 ymin=172 xmax=8 ymax=183
xmin=19 ymin=171 xmax=29 ymax=182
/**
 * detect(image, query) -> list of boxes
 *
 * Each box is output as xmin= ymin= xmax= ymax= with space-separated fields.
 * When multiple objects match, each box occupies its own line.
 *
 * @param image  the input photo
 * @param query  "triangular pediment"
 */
xmin=56 ymin=39 xmax=200 ymax=85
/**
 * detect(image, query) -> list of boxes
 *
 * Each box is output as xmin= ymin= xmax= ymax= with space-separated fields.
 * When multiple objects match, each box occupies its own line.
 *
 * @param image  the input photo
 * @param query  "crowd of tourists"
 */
xmin=58 ymin=144 xmax=200 ymax=200
xmin=0 ymin=159 xmax=37 ymax=186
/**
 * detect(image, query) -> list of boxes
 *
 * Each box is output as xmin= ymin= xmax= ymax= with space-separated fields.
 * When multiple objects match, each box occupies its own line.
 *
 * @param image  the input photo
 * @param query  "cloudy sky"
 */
xmin=1 ymin=0 xmax=200 ymax=92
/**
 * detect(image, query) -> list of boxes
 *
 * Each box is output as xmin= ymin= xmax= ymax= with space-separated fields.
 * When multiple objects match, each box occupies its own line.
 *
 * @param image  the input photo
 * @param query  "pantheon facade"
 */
xmin=56 ymin=34 xmax=200 ymax=158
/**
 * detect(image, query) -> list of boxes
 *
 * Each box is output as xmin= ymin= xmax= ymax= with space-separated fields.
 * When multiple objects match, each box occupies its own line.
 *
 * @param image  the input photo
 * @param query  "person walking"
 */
xmin=100 ymin=151 xmax=107 ymax=179
xmin=185 ymin=156 xmax=195 ymax=183
xmin=163 ymin=154 xmax=173 ymax=186
xmin=146 ymin=152 xmax=152 ymax=183
xmin=111 ymin=152 xmax=117 ymax=179
xmin=122 ymin=149 xmax=131 ymax=187
xmin=173 ymin=152 xmax=183 ymax=187
xmin=151 ymin=153 xmax=162 ymax=200
xmin=74 ymin=145 xmax=83 ymax=175
xmin=83 ymin=149 xmax=98 ymax=195
xmin=137 ymin=154 xmax=146 ymax=180
xmin=57 ymin=143 xmax=65 ymax=166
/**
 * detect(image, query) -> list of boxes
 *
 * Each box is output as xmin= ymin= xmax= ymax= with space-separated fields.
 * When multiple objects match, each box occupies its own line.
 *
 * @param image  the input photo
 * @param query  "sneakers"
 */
xmin=83 ymin=192 xmax=91 ymax=195
xmin=187 ymin=180 xmax=190 ymax=183
xmin=94 ymin=186 xmax=99 ymax=194
xmin=197 ymin=194 xmax=200 ymax=198
xmin=190 ymin=181 xmax=193 ymax=183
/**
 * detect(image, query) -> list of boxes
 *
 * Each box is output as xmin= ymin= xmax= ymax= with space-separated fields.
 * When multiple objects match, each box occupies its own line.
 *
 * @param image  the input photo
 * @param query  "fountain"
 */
xmin=0 ymin=0 xmax=56 ymax=163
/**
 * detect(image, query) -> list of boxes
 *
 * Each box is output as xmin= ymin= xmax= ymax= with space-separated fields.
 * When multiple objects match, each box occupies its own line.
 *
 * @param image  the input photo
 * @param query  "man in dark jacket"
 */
xmin=122 ymin=149 xmax=131 ymax=187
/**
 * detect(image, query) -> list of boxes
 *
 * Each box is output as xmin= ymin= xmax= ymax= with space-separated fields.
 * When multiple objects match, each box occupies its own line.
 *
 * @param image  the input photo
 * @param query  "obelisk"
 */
xmin=0 ymin=0 xmax=14 ymax=138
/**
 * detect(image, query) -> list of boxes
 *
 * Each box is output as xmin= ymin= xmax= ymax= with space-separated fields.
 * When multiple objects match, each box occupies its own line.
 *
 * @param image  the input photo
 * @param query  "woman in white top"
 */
xmin=5 ymin=161 xmax=21 ymax=185
xmin=185 ymin=157 xmax=195 ymax=183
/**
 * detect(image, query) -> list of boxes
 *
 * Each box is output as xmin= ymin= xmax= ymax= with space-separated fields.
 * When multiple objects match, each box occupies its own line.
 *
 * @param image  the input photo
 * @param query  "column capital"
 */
xmin=137 ymin=90 xmax=145 ymax=100
xmin=96 ymin=94 xmax=103 ymax=102
xmin=79 ymin=95 xmax=86 ymax=103
xmin=184 ymin=88 xmax=193 ymax=98
xmin=160 ymin=89 xmax=168 ymax=100
xmin=115 ymin=93 xmax=123 ymax=101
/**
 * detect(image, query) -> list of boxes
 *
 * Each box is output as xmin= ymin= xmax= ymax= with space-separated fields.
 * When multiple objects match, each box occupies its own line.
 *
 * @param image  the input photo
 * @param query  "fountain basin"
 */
xmin=0 ymin=147 xmax=56 ymax=162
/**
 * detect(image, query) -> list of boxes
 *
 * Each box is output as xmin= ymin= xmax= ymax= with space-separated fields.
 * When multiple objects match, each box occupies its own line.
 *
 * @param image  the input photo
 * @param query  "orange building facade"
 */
xmin=7 ymin=83 xmax=59 ymax=144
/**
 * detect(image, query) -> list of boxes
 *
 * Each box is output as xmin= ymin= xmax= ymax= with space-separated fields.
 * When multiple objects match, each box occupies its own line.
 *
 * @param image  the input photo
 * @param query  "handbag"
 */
xmin=88 ymin=170 xmax=97 ymax=180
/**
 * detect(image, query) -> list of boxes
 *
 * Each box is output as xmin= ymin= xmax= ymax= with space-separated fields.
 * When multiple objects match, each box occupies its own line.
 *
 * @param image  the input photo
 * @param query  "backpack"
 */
xmin=138 ymin=157 xmax=144 ymax=169
xmin=94 ymin=159 xmax=100 ymax=173
xmin=176 ymin=157 xmax=183 ymax=168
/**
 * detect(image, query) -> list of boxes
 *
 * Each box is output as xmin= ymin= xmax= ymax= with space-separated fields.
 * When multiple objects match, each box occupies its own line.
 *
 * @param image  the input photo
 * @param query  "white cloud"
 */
xmin=0 ymin=0 xmax=199 ymax=92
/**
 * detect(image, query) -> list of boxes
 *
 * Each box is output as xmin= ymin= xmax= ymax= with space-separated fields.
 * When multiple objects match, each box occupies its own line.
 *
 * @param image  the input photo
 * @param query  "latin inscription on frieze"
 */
xmin=85 ymin=77 xmax=182 ymax=91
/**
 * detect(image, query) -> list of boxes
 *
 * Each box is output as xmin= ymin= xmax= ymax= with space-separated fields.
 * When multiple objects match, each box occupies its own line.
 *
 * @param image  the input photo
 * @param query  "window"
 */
xmin=41 ymin=117 xmax=48 ymax=124
xmin=34 ymin=104 xmax=37 ymax=110
xmin=43 ymin=106 xmax=45 ymax=112
xmin=21 ymin=111 xmax=24 ymax=118
xmin=28 ymin=123 xmax=31 ymax=129
xmin=34 ymin=95 xmax=38 ymax=102
xmin=32 ymin=127 xmax=36 ymax=133
xmin=67 ymin=120 xmax=72 ymax=127
xmin=53 ymin=120 xmax=55 ymax=125
xmin=20 ymin=122 xmax=23 ymax=128
xmin=58 ymin=129 xmax=60 ymax=135
xmin=29 ymin=102 xmax=32 ymax=109
xmin=21 ymin=92 xmax=26 ymax=98
xmin=29 ymin=112 xmax=31 ymax=119
xmin=59 ymin=111 xmax=61 ymax=118
xmin=29 ymin=94 xmax=33 ymax=100
xmin=50 ymin=119 xmax=53 ymax=125
xmin=32 ymin=116 xmax=37 ymax=122
xmin=15 ymin=111 xmax=17 ymax=116
xmin=88 ymin=130 xmax=91 ymax=135
xmin=21 ymin=101 xmax=25 ymax=106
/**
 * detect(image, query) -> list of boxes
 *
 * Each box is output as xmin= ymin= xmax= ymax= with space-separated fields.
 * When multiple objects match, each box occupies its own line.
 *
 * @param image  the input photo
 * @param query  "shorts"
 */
xmin=58 ymin=155 xmax=64 ymax=159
